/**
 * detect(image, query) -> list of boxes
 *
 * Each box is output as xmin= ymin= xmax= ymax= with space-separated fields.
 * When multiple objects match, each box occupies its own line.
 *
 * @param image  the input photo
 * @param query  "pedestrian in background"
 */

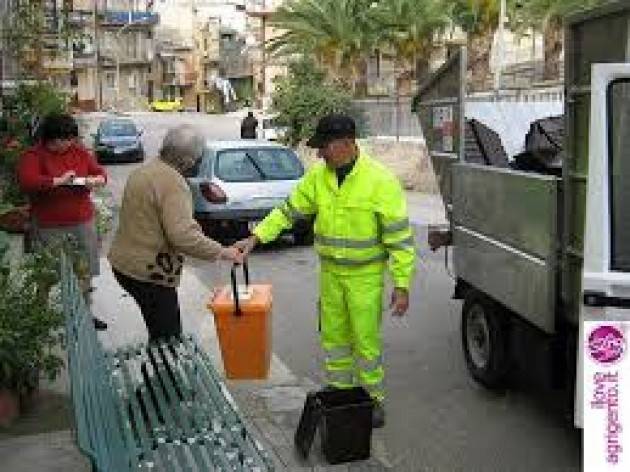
xmin=240 ymin=111 xmax=258 ymax=139
xmin=17 ymin=112 xmax=109 ymax=330
xmin=235 ymin=114 xmax=416 ymax=428
xmin=108 ymin=125 xmax=243 ymax=343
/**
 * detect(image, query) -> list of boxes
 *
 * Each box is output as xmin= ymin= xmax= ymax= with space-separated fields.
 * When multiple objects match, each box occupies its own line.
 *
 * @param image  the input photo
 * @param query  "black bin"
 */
xmin=295 ymin=387 xmax=374 ymax=465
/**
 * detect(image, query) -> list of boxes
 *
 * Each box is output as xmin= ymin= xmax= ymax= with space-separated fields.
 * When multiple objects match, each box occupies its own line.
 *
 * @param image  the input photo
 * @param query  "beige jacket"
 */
xmin=108 ymin=159 xmax=222 ymax=287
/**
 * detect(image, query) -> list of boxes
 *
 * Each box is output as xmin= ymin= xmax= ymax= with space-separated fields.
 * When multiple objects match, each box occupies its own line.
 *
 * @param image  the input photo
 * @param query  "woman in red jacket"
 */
xmin=18 ymin=113 xmax=109 ymax=330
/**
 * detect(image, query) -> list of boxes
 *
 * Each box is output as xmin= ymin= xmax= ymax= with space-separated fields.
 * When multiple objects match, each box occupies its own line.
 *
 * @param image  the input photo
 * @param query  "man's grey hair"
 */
xmin=159 ymin=125 xmax=205 ymax=173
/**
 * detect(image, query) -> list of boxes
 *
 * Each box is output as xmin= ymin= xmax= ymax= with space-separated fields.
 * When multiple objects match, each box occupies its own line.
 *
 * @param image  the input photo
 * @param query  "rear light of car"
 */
xmin=200 ymin=182 xmax=227 ymax=204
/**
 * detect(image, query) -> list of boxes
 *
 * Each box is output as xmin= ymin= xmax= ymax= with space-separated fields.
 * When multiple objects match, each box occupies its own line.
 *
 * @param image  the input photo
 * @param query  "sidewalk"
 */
xmin=92 ymin=259 xmax=395 ymax=471
xmin=0 ymin=193 xmax=445 ymax=471
xmin=0 ymin=259 xmax=395 ymax=472
xmin=406 ymin=192 xmax=447 ymax=227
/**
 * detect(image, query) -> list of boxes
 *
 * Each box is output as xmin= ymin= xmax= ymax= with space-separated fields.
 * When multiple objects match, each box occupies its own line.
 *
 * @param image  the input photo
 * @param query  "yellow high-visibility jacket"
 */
xmin=253 ymin=153 xmax=416 ymax=289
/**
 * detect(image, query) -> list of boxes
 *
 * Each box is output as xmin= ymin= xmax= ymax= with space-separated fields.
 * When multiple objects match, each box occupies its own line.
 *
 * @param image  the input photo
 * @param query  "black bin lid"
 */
xmin=294 ymin=391 xmax=321 ymax=459
xmin=294 ymin=387 xmax=374 ymax=459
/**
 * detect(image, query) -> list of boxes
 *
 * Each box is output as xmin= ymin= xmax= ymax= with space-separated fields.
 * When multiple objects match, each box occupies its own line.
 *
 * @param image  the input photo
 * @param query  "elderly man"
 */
xmin=236 ymin=114 xmax=416 ymax=428
xmin=109 ymin=125 xmax=243 ymax=342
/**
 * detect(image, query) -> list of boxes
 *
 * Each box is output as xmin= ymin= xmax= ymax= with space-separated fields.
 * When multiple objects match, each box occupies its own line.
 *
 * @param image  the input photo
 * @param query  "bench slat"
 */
xmin=60 ymin=255 xmax=276 ymax=472
xmin=149 ymin=344 xmax=214 ymax=471
xmin=141 ymin=347 xmax=196 ymax=472
xmin=112 ymin=351 xmax=158 ymax=456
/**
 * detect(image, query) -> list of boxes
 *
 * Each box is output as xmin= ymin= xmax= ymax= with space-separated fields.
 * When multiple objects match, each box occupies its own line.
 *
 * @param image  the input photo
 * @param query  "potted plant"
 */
xmin=0 ymin=204 xmax=31 ymax=234
xmin=92 ymin=188 xmax=115 ymax=249
xmin=0 ymin=232 xmax=64 ymax=427
xmin=0 ymin=82 xmax=68 ymax=233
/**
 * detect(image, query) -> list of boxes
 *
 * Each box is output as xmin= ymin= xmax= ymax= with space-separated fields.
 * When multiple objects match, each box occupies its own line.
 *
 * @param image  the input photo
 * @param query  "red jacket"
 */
xmin=17 ymin=142 xmax=108 ymax=228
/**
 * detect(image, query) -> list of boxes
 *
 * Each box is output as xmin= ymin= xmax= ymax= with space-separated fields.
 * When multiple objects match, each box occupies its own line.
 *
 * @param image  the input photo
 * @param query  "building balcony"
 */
xmin=43 ymin=53 xmax=74 ymax=71
xmin=163 ymin=78 xmax=195 ymax=87
xmin=73 ymin=54 xmax=97 ymax=68
xmin=220 ymin=55 xmax=253 ymax=78
xmin=202 ymin=49 xmax=221 ymax=63
xmin=71 ymin=0 xmax=94 ymax=12
xmin=163 ymin=71 xmax=197 ymax=86
xmin=99 ymin=53 xmax=153 ymax=66
xmin=67 ymin=10 xmax=91 ymax=26
xmin=41 ymin=33 xmax=66 ymax=50
xmin=100 ymin=11 xmax=159 ymax=27
xmin=246 ymin=0 xmax=276 ymax=17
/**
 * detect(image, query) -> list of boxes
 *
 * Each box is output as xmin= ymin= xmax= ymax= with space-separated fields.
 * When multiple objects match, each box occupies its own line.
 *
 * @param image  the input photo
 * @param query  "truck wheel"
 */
xmin=462 ymin=291 xmax=510 ymax=390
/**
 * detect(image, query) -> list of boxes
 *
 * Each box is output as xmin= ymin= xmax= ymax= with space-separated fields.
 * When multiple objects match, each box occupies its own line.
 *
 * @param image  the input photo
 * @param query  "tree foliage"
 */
xmin=0 ymin=83 xmax=68 ymax=207
xmin=509 ymin=0 xmax=610 ymax=79
xmin=269 ymin=0 xmax=616 ymax=92
xmin=369 ymin=0 xmax=450 ymax=79
xmin=0 ymin=238 xmax=65 ymax=396
xmin=270 ymin=59 xmax=363 ymax=147
xmin=268 ymin=0 xmax=378 ymax=93
xmin=2 ymin=0 xmax=75 ymax=78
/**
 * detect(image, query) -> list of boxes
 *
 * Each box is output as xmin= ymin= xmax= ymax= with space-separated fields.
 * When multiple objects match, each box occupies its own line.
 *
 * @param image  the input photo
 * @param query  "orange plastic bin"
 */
xmin=208 ymin=263 xmax=272 ymax=379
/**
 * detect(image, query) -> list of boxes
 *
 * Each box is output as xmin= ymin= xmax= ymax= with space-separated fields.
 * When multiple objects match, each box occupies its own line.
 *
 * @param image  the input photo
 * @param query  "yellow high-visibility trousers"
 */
xmin=319 ymin=269 xmax=385 ymax=402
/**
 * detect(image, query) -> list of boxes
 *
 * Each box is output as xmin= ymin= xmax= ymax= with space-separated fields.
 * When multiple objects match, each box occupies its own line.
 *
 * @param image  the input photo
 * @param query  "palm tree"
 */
xmin=369 ymin=0 xmax=451 ymax=85
xmin=444 ymin=0 xmax=500 ymax=90
xmin=267 ymin=0 xmax=378 ymax=96
xmin=511 ymin=0 xmax=608 ymax=80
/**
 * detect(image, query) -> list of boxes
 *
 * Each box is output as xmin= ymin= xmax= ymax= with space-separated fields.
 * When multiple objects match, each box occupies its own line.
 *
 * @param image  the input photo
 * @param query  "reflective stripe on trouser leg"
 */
xmin=345 ymin=272 xmax=386 ymax=402
xmin=357 ymin=355 xmax=385 ymax=402
xmin=319 ymin=270 xmax=356 ymax=389
xmin=324 ymin=345 xmax=354 ymax=388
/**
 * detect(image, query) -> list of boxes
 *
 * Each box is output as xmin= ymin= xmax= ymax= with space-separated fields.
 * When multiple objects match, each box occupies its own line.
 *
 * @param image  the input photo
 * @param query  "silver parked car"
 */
xmin=188 ymin=140 xmax=314 ymax=244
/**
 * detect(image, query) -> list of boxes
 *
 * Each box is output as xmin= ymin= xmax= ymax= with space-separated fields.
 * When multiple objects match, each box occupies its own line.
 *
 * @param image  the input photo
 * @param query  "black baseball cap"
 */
xmin=306 ymin=113 xmax=356 ymax=148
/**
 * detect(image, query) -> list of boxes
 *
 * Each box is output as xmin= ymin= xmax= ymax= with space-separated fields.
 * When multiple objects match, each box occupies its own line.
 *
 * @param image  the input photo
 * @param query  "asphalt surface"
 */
xmin=85 ymin=111 xmax=582 ymax=472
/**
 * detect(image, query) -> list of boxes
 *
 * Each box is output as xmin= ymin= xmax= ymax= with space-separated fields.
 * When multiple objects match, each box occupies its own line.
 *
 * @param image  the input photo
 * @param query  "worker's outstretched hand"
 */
xmin=233 ymin=235 xmax=258 ymax=257
xmin=390 ymin=288 xmax=409 ymax=317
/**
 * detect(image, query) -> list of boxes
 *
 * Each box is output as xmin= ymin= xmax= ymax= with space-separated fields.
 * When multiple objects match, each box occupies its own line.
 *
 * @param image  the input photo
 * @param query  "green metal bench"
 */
xmin=60 ymin=255 xmax=275 ymax=472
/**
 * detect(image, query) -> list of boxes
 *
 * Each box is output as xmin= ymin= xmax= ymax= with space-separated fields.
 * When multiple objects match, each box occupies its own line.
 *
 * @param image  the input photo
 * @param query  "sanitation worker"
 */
xmin=235 ymin=113 xmax=416 ymax=428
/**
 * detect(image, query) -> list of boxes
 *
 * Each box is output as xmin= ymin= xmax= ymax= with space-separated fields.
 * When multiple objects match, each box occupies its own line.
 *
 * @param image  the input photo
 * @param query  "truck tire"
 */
xmin=462 ymin=291 xmax=510 ymax=390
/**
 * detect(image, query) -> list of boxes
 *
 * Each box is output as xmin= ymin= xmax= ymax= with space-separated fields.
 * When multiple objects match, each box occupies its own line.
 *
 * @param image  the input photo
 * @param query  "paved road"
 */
xmin=89 ymin=111 xmax=581 ymax=472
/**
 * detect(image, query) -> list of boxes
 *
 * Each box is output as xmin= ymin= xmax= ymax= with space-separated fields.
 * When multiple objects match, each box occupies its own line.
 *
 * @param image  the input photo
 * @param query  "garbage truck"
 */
xmin=417 ymin=0 xmax=630 ymax=428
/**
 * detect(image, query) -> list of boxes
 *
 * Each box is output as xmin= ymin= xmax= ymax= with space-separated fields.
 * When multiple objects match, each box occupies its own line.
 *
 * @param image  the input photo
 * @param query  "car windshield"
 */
xmin=215 ymin=147 xmax=303 ymax=182
xmin=100 ymin=121 xmax=137 ymax=137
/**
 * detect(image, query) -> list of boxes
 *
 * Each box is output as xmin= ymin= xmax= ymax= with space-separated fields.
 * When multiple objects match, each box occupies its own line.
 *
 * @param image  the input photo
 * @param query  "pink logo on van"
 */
xmin=588 ymin=325 xmax=626 ymax=365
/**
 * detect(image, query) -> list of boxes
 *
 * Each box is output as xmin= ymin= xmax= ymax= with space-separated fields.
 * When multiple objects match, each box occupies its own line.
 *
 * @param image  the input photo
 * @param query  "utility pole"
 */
xmin=493 ymin=0 xmax=506 ymax=92
xmin=94 ymin=0 xmax=101 ymax=110
xmin=261 ymin=0 xmax=266 ymax=109
xmin=115 ymin=21 xmax=135 ymax=108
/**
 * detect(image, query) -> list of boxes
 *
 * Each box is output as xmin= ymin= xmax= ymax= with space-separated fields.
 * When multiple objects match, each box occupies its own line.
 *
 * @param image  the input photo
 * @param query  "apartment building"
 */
xmin=153 ymin=40 xmax=197 ymax=108
xmin=245 ymin=0 xmax=286 ymax=109
xmin=1 ymin=0 xmax=75 ymax=97
xmin=153 ymin=0 xmax=251 ymax=110
xmin=193 ymin=16 xmax=223 ymax=112
xmin=67 ymin=0 xmax=158 ymax=111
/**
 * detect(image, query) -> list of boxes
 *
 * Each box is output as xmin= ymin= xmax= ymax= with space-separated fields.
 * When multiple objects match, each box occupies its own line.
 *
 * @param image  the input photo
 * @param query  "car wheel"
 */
xmin=461 ymin=290 xmax=511 ymax=390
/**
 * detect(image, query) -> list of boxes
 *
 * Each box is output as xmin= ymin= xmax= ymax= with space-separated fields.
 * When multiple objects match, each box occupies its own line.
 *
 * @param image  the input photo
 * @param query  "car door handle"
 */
xmin=584 ymin=290 xmax=630 ymax=308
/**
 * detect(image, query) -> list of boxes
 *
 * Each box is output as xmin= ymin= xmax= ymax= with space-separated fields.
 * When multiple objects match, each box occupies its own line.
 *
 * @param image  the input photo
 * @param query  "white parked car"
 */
xmin=187 ymin=140 xmax=313 ymax=244
xmin=260 ymin=115 xmax=288 ymax=142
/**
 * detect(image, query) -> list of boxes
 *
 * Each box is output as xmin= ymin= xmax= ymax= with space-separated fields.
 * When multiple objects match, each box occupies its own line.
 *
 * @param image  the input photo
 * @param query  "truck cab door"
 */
xmin=579 ymin=64 xmax=630 ymax=468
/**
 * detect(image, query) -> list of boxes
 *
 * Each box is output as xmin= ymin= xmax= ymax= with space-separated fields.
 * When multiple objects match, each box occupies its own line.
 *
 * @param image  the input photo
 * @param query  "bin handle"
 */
xmin=231 ymin=262 xmax=250 ymax=316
